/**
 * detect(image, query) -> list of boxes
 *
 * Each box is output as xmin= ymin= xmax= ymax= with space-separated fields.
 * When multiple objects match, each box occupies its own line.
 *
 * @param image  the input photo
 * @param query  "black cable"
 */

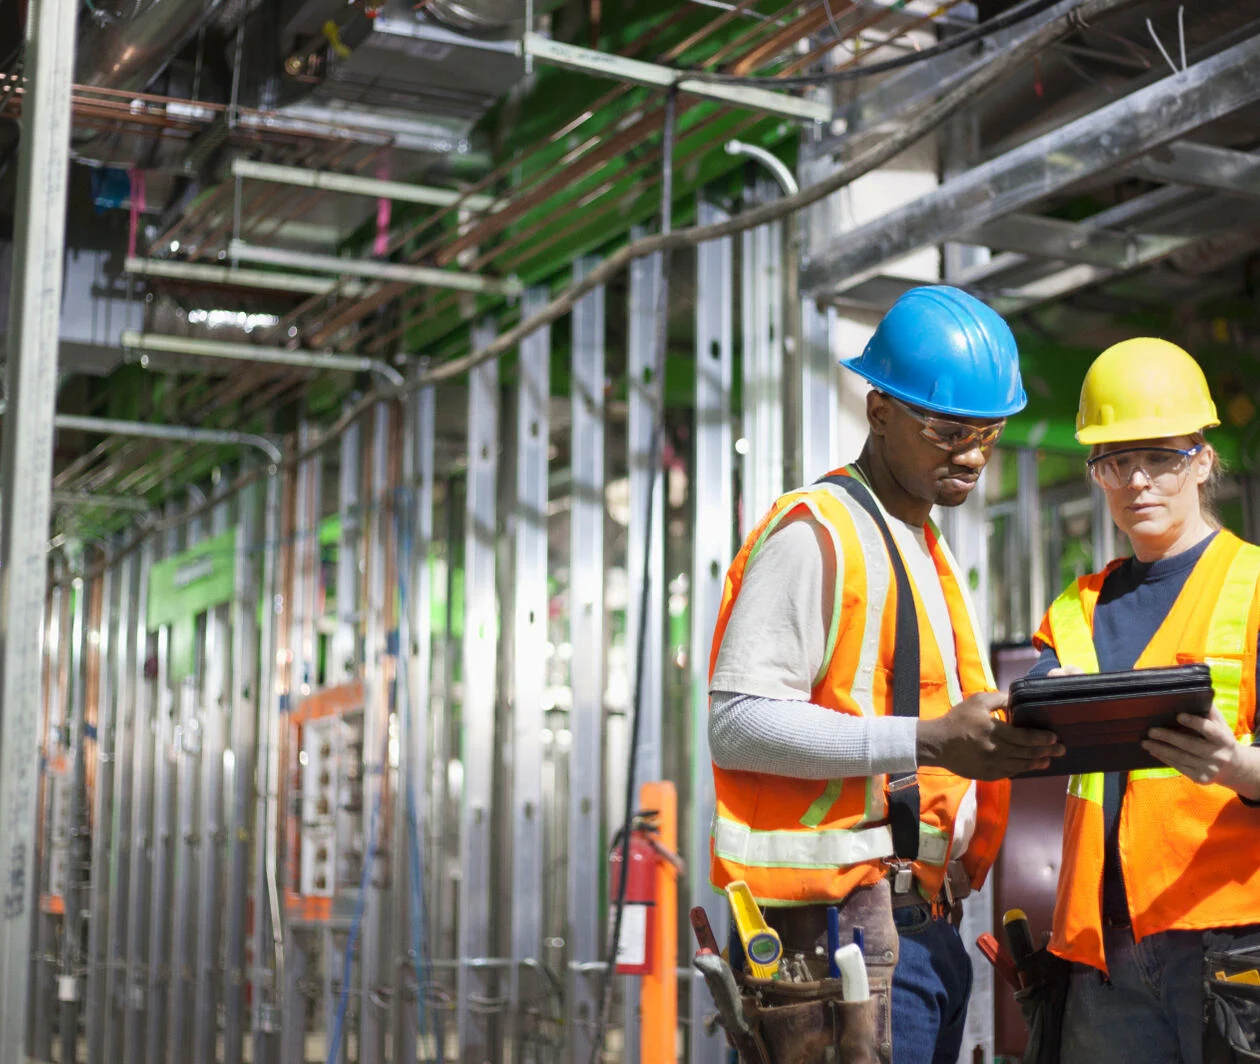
xmin=586 ymin=85 xmax=677 ymax=1064
xmin=664 ymin=0 xmax=1066 ymax=87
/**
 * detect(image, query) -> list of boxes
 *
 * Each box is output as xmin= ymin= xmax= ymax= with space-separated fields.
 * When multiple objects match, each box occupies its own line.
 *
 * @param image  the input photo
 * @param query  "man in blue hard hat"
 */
xmin=708 ymin=285 xmax=1062 ymax=1062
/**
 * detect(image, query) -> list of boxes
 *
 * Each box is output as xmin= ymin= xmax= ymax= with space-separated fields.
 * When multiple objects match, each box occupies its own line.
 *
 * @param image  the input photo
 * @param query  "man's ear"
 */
xmin=867 ymin=390 xmax=890 ymax=437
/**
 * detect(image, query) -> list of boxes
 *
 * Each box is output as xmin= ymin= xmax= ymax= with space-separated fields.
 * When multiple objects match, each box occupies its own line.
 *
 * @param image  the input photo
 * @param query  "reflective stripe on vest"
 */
xmin=712 ymin=815 xmax=895 ymax=870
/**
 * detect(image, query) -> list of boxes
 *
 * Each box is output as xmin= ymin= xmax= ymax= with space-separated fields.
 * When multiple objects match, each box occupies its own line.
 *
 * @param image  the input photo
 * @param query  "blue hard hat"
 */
xmin=840 ymin=285 xmax=1026 ymax=419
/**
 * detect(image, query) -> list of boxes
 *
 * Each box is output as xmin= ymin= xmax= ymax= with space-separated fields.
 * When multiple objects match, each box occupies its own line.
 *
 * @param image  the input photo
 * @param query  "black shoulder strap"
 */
xmin=816 ymin=472 xmax=921 ymax=860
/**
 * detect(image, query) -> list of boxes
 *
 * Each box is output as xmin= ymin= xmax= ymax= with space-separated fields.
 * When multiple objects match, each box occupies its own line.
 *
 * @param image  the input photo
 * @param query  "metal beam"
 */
xmin=984 ymin=216 xmax=1196 ymax=315
xmin=958 ymin=213 xmax=1157 ymax=269
xmin=124 ymin=257 xmax=372 ymax=297
xmin=228 ymin=241 xmax=524 ymax=296
xmin=120 ymin=331 xmax=404 ymax=386
xmin=0 ymin=0 xmax=78 ymax=1057
xmin=231 ymin=159 xmax=501 ymax=212
xmin=522 ymin=32 xmax=831 ymax=123
xmin=1128 ymin=141 xmax=1260 ymax=198
xmin=801 ymin=34 xmax=1260 ymax=294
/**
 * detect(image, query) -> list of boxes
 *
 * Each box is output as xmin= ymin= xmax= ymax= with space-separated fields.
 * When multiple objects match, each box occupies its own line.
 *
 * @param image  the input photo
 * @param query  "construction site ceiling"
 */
xmin=10 ymin=0 xmax=1260 ymax=544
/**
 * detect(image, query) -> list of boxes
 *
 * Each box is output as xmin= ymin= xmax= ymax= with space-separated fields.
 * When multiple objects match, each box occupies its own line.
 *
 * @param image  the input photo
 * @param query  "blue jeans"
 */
xmin=891 ymin=906 xmax=973 ymax=1064
xmin=1061 ymin=926 xmax=1204 ymax=1064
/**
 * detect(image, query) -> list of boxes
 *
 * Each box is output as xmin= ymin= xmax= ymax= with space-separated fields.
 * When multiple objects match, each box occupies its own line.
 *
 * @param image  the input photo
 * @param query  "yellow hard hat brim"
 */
xmin=1076 ymin=413 xmax=1220 ymax=446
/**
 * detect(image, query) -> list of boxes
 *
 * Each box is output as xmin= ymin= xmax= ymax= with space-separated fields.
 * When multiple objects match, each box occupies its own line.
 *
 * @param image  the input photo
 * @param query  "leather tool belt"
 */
xmin=753 ymin=878 xmax=899 ymax=1063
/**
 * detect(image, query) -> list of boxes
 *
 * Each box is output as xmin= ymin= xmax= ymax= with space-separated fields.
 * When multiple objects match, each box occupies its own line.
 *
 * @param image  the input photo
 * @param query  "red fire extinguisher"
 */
xmin=609 ymin=814 xmax=660 ymax=976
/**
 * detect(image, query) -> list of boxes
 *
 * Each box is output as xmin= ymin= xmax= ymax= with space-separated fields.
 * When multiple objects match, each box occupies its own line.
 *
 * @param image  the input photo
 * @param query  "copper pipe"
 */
xmin=704 ymin=0 xmax=802 ymax=68
xmin=729 ymin=5 xmax=843 ymax=74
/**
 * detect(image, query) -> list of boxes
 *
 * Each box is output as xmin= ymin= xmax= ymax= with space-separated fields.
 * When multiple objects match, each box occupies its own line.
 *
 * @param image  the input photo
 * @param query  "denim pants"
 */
xmin=891 ymin=905 xmax=973 ymax=1064
xmin=1061 ymin=925 xmax=1204 ymax=1064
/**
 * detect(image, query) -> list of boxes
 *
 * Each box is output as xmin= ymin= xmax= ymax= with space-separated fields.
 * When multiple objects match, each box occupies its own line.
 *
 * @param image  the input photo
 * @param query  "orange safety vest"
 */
xmin=708 ymin=466 xmax=1010 ymax=906
xmin=1035 ymin=530 xmax=1260 ymax=973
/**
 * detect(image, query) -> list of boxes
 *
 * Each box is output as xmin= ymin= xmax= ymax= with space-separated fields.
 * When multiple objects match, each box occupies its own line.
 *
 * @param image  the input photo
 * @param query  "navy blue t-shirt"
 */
xmin=1026 ymin=531 xmax=1260 ymax=922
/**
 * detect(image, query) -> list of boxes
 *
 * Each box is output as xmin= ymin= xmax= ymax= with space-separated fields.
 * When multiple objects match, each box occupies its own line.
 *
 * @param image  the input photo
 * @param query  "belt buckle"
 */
xmin=885 ymin=858 xmax=914 ymax=896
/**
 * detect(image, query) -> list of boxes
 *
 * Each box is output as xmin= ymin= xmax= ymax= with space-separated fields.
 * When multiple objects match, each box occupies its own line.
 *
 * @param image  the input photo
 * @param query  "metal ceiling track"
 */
xmin=521 ymin=32 xmax=832 ymax=123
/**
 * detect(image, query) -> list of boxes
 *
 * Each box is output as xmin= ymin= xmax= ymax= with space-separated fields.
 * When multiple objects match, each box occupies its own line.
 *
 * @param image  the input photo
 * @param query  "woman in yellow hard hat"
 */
xmin=1027 ymin=338 xmax=1260 ymax=1064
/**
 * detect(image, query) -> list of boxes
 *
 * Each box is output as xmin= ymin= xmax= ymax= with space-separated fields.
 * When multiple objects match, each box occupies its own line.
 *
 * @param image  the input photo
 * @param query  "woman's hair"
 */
xmin=1194 ymin=434 xmax=1225 ymax=529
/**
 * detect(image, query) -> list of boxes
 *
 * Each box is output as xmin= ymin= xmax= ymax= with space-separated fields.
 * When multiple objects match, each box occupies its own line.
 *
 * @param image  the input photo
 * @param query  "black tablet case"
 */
xmin=1007 ymin=663 xmax=1214 ymax=778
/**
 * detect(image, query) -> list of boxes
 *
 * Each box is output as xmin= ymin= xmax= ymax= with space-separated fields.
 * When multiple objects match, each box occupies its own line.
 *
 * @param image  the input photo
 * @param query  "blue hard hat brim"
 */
xmin=840 ymin=356 xmax=1028 ymax=420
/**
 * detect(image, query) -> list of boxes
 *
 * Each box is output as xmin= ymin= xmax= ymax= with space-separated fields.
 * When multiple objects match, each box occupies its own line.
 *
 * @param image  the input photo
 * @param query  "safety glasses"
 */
xmin=883 ymin=394 xmax=1006 ymax=453
xmin=1086 ymin=444 xmax=1204 ymax=492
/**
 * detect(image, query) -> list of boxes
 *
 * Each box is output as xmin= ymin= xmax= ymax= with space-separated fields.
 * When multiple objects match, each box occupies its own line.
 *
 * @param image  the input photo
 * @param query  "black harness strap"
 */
xmin=817 ymin=472 xmax=921 ymax=861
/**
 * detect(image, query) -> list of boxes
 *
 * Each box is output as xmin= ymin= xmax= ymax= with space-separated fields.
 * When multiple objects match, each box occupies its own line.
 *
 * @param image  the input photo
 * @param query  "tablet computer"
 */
xmin=1007 ymin=663 xmax=1213 ymax=778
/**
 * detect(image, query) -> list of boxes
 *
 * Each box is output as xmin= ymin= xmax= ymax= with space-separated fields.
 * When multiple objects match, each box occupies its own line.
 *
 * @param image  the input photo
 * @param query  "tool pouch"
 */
xmin=1203 ymin=926 xmax=1260 ymax=1063
xmin=737 ymin=975 xmax=881 ymax=1064
xmin=1013 ymin=948 xmax=1071 ymax=1064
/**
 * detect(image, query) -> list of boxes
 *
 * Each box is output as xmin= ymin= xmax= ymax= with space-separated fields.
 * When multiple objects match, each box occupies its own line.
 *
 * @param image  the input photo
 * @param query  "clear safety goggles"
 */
xmin=884 ymin=394 xmax=1006 ymax=453
xmin=1086 ymin=444 xmax=1204 ymax=492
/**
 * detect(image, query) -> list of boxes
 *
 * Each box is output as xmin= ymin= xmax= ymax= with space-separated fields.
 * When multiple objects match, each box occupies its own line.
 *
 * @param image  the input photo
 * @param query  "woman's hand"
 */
xmin=1047 ymin=665 xmax=1085 ymax=678
xmin=1144 ymin=705 xmax=1260 ymax=800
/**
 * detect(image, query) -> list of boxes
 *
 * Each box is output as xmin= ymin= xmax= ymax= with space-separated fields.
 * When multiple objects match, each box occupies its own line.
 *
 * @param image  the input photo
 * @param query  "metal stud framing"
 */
xmin=459 ymin=321 xmax=500 ymax=1060
xmin=146 ymin=520 xmax=179 ymax=1064
xmin=740 ymin=186 xmax=785 ymax=531
xmin=84 ymin=561 xmax=117 ymax=1064
xmin=624 ymin=238 xmax=666 ymax=1062
xmin=167 ymin=507 xmax=203 ymax=1064
xmin=690 ymin=198 xmax=734 ymax=1064
xmin=122 ymin=542 xmax=154 ymax=1064
xmin=799 ymin=300 xmax=837 ymax=485
xmin=510 ymin=288 xmax=551 ymax=1060
xmin=193 ymin=488 xmax=231 ymax=1064
xmin=393 ymin=373 xmax=437 ymax=1064
xmin=252 ymin=472 xmax=283 ymax=1064
xmin=101 ymin=551 xmax=136 ymax=1064
xmin=59 ymin=564 xmax=89 ymax=1064
xmin=567 ymin=259 xmax=606 ymax=1064
xmin=224 ymin=474 xmax=262 ymax=1064
xmin=359 ymin=404 xmax=392 ymax=1064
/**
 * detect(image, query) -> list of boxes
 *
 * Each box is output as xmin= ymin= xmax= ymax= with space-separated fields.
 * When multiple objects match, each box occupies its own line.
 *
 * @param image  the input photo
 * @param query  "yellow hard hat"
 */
xmin=1076 ymin=338 xmax=1219 ymax=445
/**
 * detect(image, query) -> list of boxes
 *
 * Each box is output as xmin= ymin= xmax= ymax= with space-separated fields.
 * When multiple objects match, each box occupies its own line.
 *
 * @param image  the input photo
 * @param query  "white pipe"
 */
xmin=125 ymin=257 xmax=371 ymax=297
xmin=228 ymin=240 xmax=524 ymax=296
xmin=120 ymin=331 xmax=406 ymax=387
xmin=51 ymin=413 xmax=284 ymax=465
xmin=231 ymin=159 xmax=503 ymax=213
xmin=724 ymin=140 xmax=799 ymax=196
